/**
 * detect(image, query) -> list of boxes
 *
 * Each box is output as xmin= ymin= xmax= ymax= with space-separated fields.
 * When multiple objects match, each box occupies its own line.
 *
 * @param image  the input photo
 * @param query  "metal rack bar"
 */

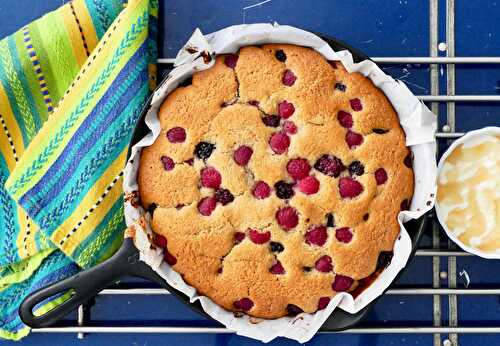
xmin=77 ymin=305 xmax=84 ymax=339
xmin=157 ymin=57 xmax=500 ymax=64
xmin=429 ymin=2 xmax=441 ymax=343
xmin=418 ymin=95 xmax=500 ymax=102
xmin=446 ymin=1 xmax=459 ymax=344
xmin=436 ymin=132 xmax=464 ymax=138
xmin=373 ymin=57 xmax=500 ymax=64
xmin=97 ymin=288 xmax=500 ymax=296
xmin=31 ymin=326 xmax=500 ymax=334
xmin=415 ymin=249 xmax=470 ymax=256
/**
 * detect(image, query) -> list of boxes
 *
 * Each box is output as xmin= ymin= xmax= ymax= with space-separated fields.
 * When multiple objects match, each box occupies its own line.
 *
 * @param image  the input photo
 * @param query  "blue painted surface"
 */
xmin=1 ymin=0 xmax=500 ymax=345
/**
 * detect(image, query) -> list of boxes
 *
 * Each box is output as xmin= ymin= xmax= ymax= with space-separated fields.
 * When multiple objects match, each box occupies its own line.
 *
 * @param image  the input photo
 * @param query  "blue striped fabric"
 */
xmin=0 ymin=0 xmax=157 ymax=340
xmin=19 ymin=42 xmax=149 ymax=215
xmin=0 ymin=251 xmax=79 ymax=334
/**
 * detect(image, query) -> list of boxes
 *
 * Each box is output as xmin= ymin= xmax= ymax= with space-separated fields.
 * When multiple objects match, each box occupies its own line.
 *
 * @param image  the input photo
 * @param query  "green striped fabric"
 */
xmin=0 ymin=0 xmax=157 ymax=340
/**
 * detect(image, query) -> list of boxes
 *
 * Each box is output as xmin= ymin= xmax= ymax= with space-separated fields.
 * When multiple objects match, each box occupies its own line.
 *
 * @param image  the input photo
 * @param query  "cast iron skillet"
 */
xmin=19 ymin=35 xmax=428 ymax=331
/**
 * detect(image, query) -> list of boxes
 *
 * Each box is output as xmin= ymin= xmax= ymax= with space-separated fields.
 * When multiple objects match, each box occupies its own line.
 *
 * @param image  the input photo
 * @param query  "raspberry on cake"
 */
xmin=138 ymin=44 xmax=414 ymax=319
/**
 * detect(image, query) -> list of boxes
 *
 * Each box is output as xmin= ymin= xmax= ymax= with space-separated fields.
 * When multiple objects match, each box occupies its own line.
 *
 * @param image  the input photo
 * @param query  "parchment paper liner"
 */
xmin=123 ymin=23 xmax=438 ymax=343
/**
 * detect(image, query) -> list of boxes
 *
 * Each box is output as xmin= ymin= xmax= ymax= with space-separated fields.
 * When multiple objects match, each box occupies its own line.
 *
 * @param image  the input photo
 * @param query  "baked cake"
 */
xmin=138 ymin=44 xmax=414 ymax=318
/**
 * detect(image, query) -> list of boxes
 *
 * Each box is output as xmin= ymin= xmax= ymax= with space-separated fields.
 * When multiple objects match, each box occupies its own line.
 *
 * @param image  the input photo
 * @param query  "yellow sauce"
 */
xmin=437 ymin=134 xmax=500 ymax=252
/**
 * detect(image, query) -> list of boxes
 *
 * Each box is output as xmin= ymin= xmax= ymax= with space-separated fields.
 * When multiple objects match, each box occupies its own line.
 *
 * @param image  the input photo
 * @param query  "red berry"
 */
xmin=269 ymin=132 xmax=290 ymax=154
xmin=197 ymin=196 xmax=217 ymax=216
xmin=337 ymin=111 xmax=353 ymax=128
xmin=234 ymin=145 xmax=253 ymax=166
xmin=297 ymin=176 xmax=320 ymax=195
xmin=252 ymin=181 xmax=271 ymax=199
xmin=249 ymin=229 xmax=271 ymax=244
xmin=160 ymin=156 xmax=175 ymax=171
xmin=305 ymin=225 xmax=328 ymax=246
xmin=270 ymin=261 xmax=286 ymax=274
xmin=276 ymin=207 xmax=299 ymax=230
xmin=164 ymin=250 xmax=177 ymax=265
xmin=338 ymin=177 xmax=364 ymax=199
xmin=282 ymin=69 xmax=297 ymax=86
xmin=224 ymin=54 xmax=238 ymax=68
xmin=233 ymin=298 xmax=253 ymax=311
xmin=286 ymin=158 xmax=311 ymax=180
xmin=350 ymin=98 xmax=363 ymax=111
xmin=166 ymin=127 xmax=186 ymax=143
xmin=200 ymin=167 xmax=221 ymax=189
xmin=315 ymin=255 xmax=333 ymax=272
xmin=345 ymin=131 xmax=363 ymax=149
xmin=318 ymin=297 xmax=331 ymax=310
xmin=283 ymin=120 xmax=297 ymax=134
xmin=234 ymin=232 xmax=245 ymax=243
xmin=335 ymin=227 xmax=353 ymax=243
xmin=375 ymin=168 xmax=388 ymax=185
xmin=154 ymin=234 xmax=167 ymax=248
xmin=332 ymin=275 xmax=354 ymax=292
xmin=278 ymin=101 xmax=295 ymax=119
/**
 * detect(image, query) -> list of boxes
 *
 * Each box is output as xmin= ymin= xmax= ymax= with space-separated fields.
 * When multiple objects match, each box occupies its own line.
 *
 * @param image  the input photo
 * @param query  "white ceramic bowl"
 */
xmin=435 ymin=126 xmax=500 ymax=259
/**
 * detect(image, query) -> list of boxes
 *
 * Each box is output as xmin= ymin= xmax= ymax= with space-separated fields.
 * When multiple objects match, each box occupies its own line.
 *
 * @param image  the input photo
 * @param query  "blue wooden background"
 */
xmin=1 ymin=0 xmax=500 ymax=345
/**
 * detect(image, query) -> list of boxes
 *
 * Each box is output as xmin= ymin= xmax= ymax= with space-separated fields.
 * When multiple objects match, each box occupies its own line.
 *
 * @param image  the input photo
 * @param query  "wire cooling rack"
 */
xmin=27 ymin=1 xmax=500 ymax=346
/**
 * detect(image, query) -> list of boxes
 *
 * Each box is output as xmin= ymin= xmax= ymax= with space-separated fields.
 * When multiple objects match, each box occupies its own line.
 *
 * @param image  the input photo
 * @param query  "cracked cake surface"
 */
xmin=138 ymin=44 xmax=414 ymax=318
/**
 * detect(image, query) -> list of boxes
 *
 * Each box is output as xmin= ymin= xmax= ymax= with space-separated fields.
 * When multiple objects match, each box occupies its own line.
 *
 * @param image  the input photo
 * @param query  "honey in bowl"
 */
xmin=437 ymin=134 xmax=500 ymax=253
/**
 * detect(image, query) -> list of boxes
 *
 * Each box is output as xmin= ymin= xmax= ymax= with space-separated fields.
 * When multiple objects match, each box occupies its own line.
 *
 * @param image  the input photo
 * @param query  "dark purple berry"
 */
xmin=194 ymin=142 xmax=215 ymax=160
xmin=348 ymin=161 xmax=365 ymax=176
xmin=404 ymin=153 xmax=413 ymax=168
xmin=275 ymin=49 xmax=286 ymax=62
xmin=287 ymin=304 xmax=303 ymax=316
xmin=262 ymin=115 xmax=281 ymax=127
xmin=335 ymin=82 xmax=346 ymax=92
xmin=274 ymin=181 xmax=295 ymax=199
xmin=314 ymin=154 xmax=345 ymax=177
xmin=270 ymin=241 xmax=284 ymax=253
xmin=215 ymin=189 xmax=234 ymax=205
xmin=326 ymin=213 xmax=335 ymax=227
xmin=147 ymin=203 xmax=157 ymax=215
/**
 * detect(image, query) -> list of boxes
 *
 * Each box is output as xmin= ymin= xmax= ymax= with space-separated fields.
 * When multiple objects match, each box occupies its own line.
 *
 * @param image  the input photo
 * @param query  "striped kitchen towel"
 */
xmin=0 ymin=0 xmax=157 ymax=340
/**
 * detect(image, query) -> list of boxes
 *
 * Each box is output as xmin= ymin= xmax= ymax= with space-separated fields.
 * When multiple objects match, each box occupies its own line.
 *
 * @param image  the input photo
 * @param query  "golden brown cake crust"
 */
xmin=137 ymin=44 xmax=414 ymax=319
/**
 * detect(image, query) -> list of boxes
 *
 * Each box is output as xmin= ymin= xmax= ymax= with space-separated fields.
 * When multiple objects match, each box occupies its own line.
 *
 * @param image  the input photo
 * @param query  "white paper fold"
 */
xmin=123 ymin=23 xmax=438 ymax=343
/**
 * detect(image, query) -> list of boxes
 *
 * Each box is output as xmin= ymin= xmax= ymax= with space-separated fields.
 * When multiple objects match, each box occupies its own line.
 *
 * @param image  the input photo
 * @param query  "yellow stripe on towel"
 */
xmin=0 ymin=84 xmax=24 ymax=170
xmin=60 ymin=2 xmax=90 ymax=67
xmin=74 ymin=0 xmax=100 ymax=52
xmin=51 ymin=149 xmax=126 ymax=256
xmin=15 ymin=207 xmax=39 ymax=259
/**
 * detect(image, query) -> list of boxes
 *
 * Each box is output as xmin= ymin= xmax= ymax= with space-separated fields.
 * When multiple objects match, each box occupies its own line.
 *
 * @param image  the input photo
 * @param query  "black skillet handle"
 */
xmin=19 ymin=238 xmax=143 ymax=328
